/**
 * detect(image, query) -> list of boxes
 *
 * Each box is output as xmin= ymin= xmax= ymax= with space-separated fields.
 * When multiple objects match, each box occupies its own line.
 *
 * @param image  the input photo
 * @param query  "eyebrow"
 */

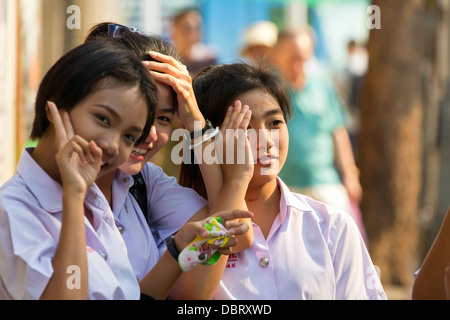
xmin=94 ymin=103 xmax=119 ymax=117
xmin=263 ymin=108 xmax=283 ymax=118
xmin=94 ymin=104 xmax=144 ymax=133
xmin=159 ymin=106 xmax=176 ymax=114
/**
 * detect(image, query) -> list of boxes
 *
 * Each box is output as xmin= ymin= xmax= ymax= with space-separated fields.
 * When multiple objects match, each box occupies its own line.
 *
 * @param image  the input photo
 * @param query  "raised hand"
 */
xmin=144 ymin=51 xmax=204 ymax=132
xmin=216 ymin=100 xmax=254 ymax=184
xmin=47 ymin=101 xmax=102 ymax=195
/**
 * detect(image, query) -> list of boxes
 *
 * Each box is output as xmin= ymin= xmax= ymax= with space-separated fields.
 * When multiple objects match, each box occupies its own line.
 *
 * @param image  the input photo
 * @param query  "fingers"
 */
xmin=226 ymin=221 xmax=250 ymax=236
xmin=227 ymin=101 xmax=241 ymax=129
xmin=217 ymin=237 xmax=238 ymax=255
xmin=240 ymin=106 xmax=252 ymax=130
xmin=175 ymin=222 xmax=210 ymax=250
xmin=68 ymin=135 xmax=95 ymax=164
xmin=215 ymin=209 xmax=254 ymax=223
xmin=188 ymin=223 xmax=211 ymax=239
xmin=148 ymin=51 xmax=187 ymax=71
xmin=143 ymin=53 xmax=189 ymax=81
xmin=221 ymin=106 xmax=233 ymax=132
xmin=233 ymin=104 xmax=249 ymax=130
xmin=88 ymin=140 xmax=103 ymax=166
xmin=58 ymin=135 xmax=101 ymax=169
xmin=47 ymin=101 xmax=68 ymax=150
xmin=143 ymin=59 xmax=191 ymax=98
xmin=62 ymin=111 xmax=75 ymax=140
xmin=222 ymin=101 xmax=252 ymax=131
xmin=145 ymin=60 xmax=181 ymax=76
xmin=47 ymin=101 xmax=77 ymax=150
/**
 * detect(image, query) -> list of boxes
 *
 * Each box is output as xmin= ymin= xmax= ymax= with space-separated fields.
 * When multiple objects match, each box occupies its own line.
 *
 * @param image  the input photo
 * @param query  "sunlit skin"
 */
xmin=68 ymin=87 xmax=148 ymax=178
xmin=230 ymin=89 xmax=288 ymax=239
xmin=32 ymin=85 xmax=148 ymax=185
xmin=119 ymin=81 xmax=175 ymax=175
xmin=236 ymin=89 xmax=289 ymax=189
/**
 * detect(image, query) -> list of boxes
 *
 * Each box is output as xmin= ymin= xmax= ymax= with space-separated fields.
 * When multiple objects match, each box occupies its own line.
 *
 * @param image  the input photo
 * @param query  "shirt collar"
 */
xmin=17 ymin=148 xmax=111 ymax=216
xmin=277 ymin=176 xmax=313 ymax=217
xmin=17 ymin=148 xmax=63 ymax=213
xmin=111 ymin=170 xmax=135 ymax=216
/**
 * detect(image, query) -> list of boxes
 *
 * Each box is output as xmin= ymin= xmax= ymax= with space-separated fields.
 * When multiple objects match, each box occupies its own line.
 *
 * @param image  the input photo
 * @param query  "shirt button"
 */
xmin=117 ymin=226 xmax=125 ymax=234
xmin=259 ymin=257 xmax=270 ymax=268
xmin=98 ymin=251 xmax=108 ymax=261
xmin=123 ymin=177 xmax=130 ymax=183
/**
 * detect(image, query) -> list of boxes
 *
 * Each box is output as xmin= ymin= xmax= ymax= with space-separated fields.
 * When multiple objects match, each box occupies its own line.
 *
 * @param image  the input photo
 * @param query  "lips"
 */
xmin=256 ymin=154 xmax=278 ymax=166
xmin=131 ymin=147 xmax=148 ymax=157
xmin=129 ymin=144 xmax=152 ymax=161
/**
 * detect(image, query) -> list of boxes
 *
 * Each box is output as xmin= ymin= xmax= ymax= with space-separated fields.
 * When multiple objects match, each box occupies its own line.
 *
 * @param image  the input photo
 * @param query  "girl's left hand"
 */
xmin=144 ymin=52 xmax=205 ymax=133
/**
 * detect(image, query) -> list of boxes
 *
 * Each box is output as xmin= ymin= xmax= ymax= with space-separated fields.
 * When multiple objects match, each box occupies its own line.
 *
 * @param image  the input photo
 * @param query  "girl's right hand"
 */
xmin=216 ymin=101 xmax=254 ymax=184
xmin=47 ymin=101 xmax=102 ymax=195
xmin=144 ymin=51 xmax=204 ymax=133
xmin=173 ymin=209 xmax=254 ymax=254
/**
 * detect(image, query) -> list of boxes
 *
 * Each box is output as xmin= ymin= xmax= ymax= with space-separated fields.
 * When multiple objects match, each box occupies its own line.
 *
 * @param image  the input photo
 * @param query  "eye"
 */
xmin=124 ymin=133 xmax=137 ymax=144
xmin=95 ymin=114 xmax=110 ymax=125
xmin=157 ymin=115 xmax=172 ymax=124
xmin=270 ymin=119 xmax=284 ymax=127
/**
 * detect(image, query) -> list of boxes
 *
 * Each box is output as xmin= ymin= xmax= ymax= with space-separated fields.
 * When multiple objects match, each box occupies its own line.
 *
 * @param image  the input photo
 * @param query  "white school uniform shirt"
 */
xmin=0 ymin=148 xmax=140 ymax=300
xmin=111 ymin=162 xmax=207 ymax=281
xmin=214 ymin=177 xmax=387 ymax=300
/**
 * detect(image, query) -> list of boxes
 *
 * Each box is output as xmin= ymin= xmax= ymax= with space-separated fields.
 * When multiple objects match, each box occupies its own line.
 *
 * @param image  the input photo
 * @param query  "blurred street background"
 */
xmin=1 ymin=0 xmax=450 ymax=299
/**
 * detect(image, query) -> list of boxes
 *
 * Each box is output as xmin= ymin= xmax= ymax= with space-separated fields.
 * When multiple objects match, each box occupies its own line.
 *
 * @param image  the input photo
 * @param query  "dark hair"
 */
xmin=179 ymin=62 xmax=292 ymax=198
xmin=85 ymin=22 xmax=180 ymax=110
xmin=30 ymin=39 xmax=157 ymax=144
xmin=85 ymin=23 xmax=180 ymax=62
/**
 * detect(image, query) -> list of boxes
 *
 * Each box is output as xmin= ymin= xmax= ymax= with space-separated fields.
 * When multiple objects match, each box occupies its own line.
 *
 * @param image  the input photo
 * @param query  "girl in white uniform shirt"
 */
xmin=179 ymin=62 xmax=388 ymax=300
xmin=85 ymin=24 xmax=254 ymax=299
xmin=0 ymin=40 xmax=251 ymax=300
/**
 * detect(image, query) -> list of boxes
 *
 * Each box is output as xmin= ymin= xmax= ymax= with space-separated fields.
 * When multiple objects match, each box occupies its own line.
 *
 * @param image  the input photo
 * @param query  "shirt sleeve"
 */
xmin=141 ymin=163 xmax=208 ymax=246
xmin=327 ymin=210 xmax=387 ymax=300
xmin=0 ymin=189 xmax=56 ymax=300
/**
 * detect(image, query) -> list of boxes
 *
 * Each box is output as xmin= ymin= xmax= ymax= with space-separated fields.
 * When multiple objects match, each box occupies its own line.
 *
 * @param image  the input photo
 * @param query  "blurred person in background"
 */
xmin=240 ymin=20 xmax=278 ymax=66
xmin=335 ymin=40 xmax=368 ymax=157
xmin=170 ymin=8 xmax=218 ymax=77
xmin=270 ymin=27 xmax=367 ymax=244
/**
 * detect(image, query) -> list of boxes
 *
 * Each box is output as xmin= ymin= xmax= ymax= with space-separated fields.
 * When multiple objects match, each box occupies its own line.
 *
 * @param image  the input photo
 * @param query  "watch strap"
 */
xmin=190 ymin=119 xmax=213 ymax=139
xmin=166 ymin=236 xmax=180 ymax=261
